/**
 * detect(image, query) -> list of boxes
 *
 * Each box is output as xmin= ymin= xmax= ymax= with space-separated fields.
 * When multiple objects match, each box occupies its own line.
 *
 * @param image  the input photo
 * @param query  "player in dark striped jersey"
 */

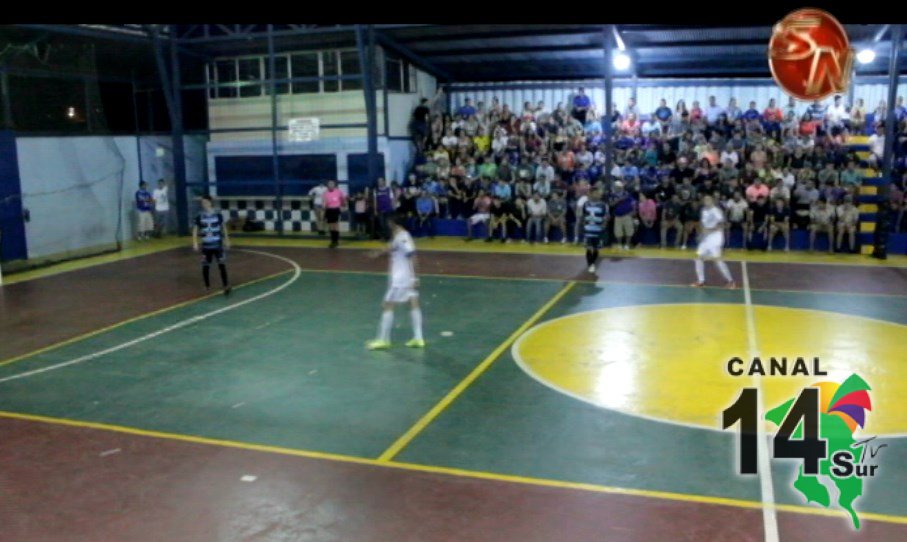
xmin=582 ymin=189 xmax=607 ymax=273
xmin=192 ymin=195 xmax=231 ymax=296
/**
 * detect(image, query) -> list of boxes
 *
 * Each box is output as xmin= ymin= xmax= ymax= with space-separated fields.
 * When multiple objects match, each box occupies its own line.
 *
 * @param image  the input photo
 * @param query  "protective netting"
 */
xmin=0 ymin=36 xmax=129 ymax=265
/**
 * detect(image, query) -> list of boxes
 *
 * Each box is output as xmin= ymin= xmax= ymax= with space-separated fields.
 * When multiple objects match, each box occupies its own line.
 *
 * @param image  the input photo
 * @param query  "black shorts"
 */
xmin=325 ymin=208 xmax=341 ymax=224
xmin=201 ymin=248 xmax=225 ymax=265
xmin=584 ymin=234 xmax=602 ymax=249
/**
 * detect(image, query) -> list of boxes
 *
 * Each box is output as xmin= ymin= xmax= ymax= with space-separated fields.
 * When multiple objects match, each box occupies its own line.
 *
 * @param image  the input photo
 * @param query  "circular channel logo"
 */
xmin=768 ymin=8 xmax=854 ymax=101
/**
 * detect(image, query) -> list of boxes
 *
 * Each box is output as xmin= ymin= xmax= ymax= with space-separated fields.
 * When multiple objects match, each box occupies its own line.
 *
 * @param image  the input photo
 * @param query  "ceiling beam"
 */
xmin=375 ymin=33 xmax=455 ymax=82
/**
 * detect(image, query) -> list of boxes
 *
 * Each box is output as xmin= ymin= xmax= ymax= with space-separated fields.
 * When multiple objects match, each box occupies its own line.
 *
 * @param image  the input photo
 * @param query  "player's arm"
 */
xmin=192 ymin=224 xmax=199 ymax=252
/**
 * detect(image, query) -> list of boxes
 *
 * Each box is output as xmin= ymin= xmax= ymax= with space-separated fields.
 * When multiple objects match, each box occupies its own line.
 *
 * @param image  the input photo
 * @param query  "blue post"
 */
xmin=268 ymin=24 xmax=282 ymax=234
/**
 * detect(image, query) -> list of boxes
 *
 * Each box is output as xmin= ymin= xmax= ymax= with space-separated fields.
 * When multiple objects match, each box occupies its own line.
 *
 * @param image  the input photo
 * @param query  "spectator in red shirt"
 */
xmin=745 ymin=178 xmax=770 ymax=202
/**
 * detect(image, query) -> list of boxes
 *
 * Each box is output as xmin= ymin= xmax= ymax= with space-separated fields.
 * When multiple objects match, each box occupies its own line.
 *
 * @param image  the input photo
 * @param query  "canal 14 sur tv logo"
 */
xmin=721 ymin=357 xmax=884 ymax=529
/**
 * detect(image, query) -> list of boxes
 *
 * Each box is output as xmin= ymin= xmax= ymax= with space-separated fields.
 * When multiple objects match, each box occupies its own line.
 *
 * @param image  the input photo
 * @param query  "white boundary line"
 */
xmin=0 ymin=250 xmax=301 ymax=385
xmin=743 ymin=261 xmax=780 ymax=542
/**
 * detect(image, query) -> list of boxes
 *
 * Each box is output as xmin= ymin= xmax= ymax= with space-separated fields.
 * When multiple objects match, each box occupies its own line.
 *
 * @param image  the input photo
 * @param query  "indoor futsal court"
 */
xmin=2 ymin=18 xmax=907 ymax=542
xmin=1 ymin=241 xmax=906 ymax=541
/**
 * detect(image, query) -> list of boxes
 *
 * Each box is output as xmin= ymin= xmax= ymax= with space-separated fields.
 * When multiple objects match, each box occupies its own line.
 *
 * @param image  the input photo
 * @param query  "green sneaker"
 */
xmin=366 ymin=339 xmax=391 ymax=350
xmin=405 ymin=339 xmax=426 ymax=348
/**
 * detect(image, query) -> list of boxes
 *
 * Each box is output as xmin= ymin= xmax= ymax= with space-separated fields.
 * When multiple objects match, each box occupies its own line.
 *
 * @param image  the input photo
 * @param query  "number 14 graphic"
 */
xmin=723 ymin=388 xmax=828 ymax=475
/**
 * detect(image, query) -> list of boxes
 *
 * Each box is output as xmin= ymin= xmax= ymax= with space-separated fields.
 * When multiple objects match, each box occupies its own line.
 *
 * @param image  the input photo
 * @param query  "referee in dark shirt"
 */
xmin=192 ymin=195 xmax=231 ymax=296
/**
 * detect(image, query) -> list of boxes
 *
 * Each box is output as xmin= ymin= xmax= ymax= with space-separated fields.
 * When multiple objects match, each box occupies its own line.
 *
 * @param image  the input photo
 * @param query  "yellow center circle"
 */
xmin=512 ymin=304 xmax=907 ymax=436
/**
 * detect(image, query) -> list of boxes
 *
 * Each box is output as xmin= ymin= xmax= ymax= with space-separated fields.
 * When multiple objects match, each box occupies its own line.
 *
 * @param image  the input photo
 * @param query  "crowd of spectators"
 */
xmin=353 ymin=88 xmax=907 ymax=252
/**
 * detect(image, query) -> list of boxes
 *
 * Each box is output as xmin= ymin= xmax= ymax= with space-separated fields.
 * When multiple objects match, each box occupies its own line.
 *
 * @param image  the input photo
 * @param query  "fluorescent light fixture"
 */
xmin=613 ymin=52 xmax=631 ymax=71
xmin=857 ymin=48 xmax=876 ymax=64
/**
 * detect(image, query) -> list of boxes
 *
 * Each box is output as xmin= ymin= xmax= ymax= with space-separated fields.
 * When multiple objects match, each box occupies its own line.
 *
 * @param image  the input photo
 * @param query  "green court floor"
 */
xmin=0 ymin=270 xmax=904 ymax=523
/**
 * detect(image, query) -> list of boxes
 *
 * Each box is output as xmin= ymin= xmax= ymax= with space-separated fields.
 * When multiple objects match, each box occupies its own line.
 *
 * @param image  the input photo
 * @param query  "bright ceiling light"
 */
xmin=613 ymin=52 xmax=631 ymax=71
xmin=857 ymin=48 xmax=876 ymax=64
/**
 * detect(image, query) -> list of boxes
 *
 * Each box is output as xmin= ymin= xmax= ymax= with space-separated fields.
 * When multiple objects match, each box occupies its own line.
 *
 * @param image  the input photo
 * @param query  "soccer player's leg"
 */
xmin=368 ymin=297 xmax=396 ymax=350
xmin=405 ymin=293 xmax=425 ymax=348
xmin=585 ymin=235 xmax=600 ymax=273
xmin=216 ymin=249 xmax=231 ymax=296
xmin=201 ymin=250 xmax=214 ymax=291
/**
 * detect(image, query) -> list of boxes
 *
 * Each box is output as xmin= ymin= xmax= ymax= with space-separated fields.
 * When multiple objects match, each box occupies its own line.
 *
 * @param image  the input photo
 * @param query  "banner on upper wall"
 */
xmin=288 ymin=118 xmax=320 ymax=142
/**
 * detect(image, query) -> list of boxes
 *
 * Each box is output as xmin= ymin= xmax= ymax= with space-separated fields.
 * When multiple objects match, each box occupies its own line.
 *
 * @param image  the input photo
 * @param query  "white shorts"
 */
xmin=137 ymin=211 xmax=154 ymax=232
xmin=697 ymin=232 xmax=724 ymax=259
xmin=470 ymin=213 xmax=490 ymax=225
xmin=384 ymin=287 xmax=419 ymax=304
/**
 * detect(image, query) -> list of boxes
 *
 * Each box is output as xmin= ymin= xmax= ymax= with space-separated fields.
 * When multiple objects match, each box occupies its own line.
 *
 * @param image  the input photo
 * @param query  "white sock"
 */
xmin=379 ymin=310 xmax=394 ymax=342
xmin=715 ymin=260 xmax=733 ymax=282
xmin=411 ymin=308 xmax=423 ymax=341
xmin=695 ymin=259 xmax=705 ymax=283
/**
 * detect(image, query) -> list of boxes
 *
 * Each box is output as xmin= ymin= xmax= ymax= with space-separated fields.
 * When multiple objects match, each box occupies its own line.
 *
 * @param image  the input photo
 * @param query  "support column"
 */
xmin=873 ymin=24 xmax=902 ymax=259
xmin=267 ymin=24 xmax=282 ymax=235
xmin=169 ymin=26 xmax=188 ymax=235
xmin=357 ymin=25 xmax=379 ymax=193
xmin=603 ymin=26 xmax=615 ymax=187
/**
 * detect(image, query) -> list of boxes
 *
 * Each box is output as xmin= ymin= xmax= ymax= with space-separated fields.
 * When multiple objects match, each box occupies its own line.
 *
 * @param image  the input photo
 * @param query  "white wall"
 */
xmin=17 ymin=136 xmax=136 ymax=259
xmin=16 ymin=135 xmax=207 ymax=260
xmin=208 ymin=91 xmax=385 ymax=142
xmin=448 ymin=78 xmax=907 ymax=118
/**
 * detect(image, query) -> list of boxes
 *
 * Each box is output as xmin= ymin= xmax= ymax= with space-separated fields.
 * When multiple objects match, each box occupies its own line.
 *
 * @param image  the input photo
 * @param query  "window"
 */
xmin=385 ymin=58 xmax=403 ymax=92
xmin=290 ymin=52 xmax=319 ymax=94
xmin=405 ymin=63 xmax=418 ymax=93
xmin=323 ymin=51 xmax=339 ymax=93
xmin=339 ymin=50 xmax=362 ymax=91
xmin=215 ymin=60 xmax=237 ymax=98
xmin=237 ymin=58 xmax=262 ymax=97
xmin=265 ymin=55 xmax=289 ymax=95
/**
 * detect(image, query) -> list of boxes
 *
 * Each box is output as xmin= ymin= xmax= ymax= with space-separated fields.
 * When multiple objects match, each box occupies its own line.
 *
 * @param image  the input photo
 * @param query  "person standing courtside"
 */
xmin=135 ymin=181 xmax=154 ymax=241
xmin=373 ymin=177 xmax=395 ymax=240
xmin=152 ymin=179 xmax=170 ymax=238
xmin=192 ymin=195 xmax=231 ymax=296
xmin=324 ymin=180 xmax=347 ymax=248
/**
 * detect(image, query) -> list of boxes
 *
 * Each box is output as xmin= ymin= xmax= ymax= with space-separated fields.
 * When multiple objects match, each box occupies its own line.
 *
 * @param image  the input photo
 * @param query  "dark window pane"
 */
xmin=339 ymin=50 xmax=362 ymax=91
xmin=265 ymin=55 xmax=289 ymax=95
xmin=238 ymin=58 xmax=262 ymax=97
xmin=8 ymin=76 xmax=88 ymax=132
xmin=216 ymin=60 xmax=237 ymax=98
xmin=291 ymin=53 xmax=319 ymax=94
xmin=385 ymin=58 xmax=402 ymax=92
xmin=404 ymin=63 xmax=417 ymax=93
xmin=323 ymin=51 xmax=339 ymax=92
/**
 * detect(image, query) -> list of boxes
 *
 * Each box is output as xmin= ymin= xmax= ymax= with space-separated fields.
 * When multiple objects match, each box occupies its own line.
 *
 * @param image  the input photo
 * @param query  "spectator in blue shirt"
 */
xmin=492 ymin=179 xmax=512 ymax=201
xmin=654 ymin=99 xmax=672 ymax=126
xmin=135 ymin=181 xmax=154 ymax=241
xmin=572 ymin=87 xmax=592 ymax=124
xmin=743 ymin=101 xmax=762 ymax=121
xmin=808 ymin=100 xmax=827 ymax=122
xmin=415 ymin=190 xmax=437 ymax=238
xmin=457 ymin=98 xmax=477 ymax=119
xmin=895 ymin=96 xmax=907 ymax=121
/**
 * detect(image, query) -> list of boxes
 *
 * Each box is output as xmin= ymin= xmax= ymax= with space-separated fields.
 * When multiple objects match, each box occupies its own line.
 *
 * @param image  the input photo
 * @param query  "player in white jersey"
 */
xmin=366 ymin=213 xmax=425 ymax=350
xmin=691 ymin=195 xmax=737 ymax=288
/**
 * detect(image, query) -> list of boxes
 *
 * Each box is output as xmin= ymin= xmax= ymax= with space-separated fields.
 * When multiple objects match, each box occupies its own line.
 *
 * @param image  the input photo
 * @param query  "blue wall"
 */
xmin=0 ymin=131 xmax=27 ymax=262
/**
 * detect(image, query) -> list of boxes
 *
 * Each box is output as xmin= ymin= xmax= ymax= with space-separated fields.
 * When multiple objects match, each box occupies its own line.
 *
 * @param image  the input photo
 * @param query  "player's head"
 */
xmin=702 ymin=194 xmax=714 ymax=208
xmin=157 ymin=178 xmax=166 ymax=187
xmin=386 ymin=212 xmax=406 ymax=232
xmin=327 ymin=180 xmax=337 ymax=189
xmin=200 ymin=195 xmax=214 ymax=212
xmin=139 ymin=181 xmax=147 ymax=189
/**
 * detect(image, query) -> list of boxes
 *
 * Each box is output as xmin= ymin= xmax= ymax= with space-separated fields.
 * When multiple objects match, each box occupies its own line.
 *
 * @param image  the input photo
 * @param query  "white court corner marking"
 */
xmin=0 ymin=249 xmax=301 ymax=385
xmin=742 ymin=262 xmax=780 ymax=542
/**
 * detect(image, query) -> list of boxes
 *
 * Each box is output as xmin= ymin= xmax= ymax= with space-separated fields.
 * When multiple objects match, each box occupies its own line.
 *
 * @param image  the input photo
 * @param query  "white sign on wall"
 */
xmin=288 ymin=117 xmax=320 ymax=142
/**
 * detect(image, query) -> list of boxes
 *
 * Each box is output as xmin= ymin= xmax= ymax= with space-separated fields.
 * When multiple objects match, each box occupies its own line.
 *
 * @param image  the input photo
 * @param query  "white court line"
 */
xmin=0 ymin=249 xmax=301 ymax=385
xmin=742 ymin=262 xmax=780 ymax=542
